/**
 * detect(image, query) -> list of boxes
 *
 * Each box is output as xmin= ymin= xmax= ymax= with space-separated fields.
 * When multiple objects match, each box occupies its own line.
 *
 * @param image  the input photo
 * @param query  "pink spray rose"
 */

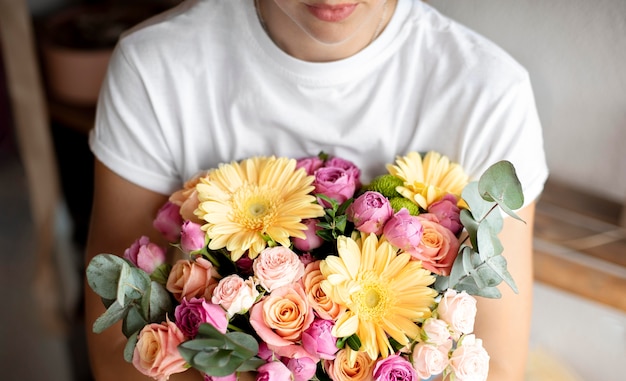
xmin=413 ymin=215 xmax=460 ymax=276
xmin=428 ymin=194 xmax=463 ymax=236
xmin=203 ymin=373 xmax=237 ymax=381
xmin=313 ymin=167 xmax=357 ymax=207
xmin=211 ymin=274 xmax=259 ymax=317
xmin=301 ymin=318 xmax=338 ymax=360
xmin=153 ymin=201 xmax=184 ymax=242
xmin=347 ymin=191 xmax=394 ymax=234
xmin=411 ymin=341 xmax=452 ymax=380
xmin=285 ymin=356 xmax=317 ymax=381
xmin=257 ymin=361 xmax=293 ymax=381
xmin=180 ymin=221 xmax=206 ymax=253
xmin=253 ymin=246 xmax=305 ymax=292
xmin=324 ymin=156 xmax=361 ymax=188
xmin=123 ymin=236 xmax=166 ymax=274
xmin=449 ymin=335 xmax=490 ymax=381
xmin=422 ymin=318 xmax=452 ymax=345
xmin=166 ymin=257 xmax=219 ymax=302
xmin=174 ymin=297 xmax=228 ymax=337
xmin=372 ymin=354 xmax=417 ymax=381
xmin=132 ymin=318 xmax=188 ymax=381
xmin=295 ymin=156 xmax=324 ymax=175
xmin=382 ymin=208 xmax=424 ymax=255
xmin=436 ymin=289 xmax=477 ymax=339
xmin=292 ymin=218 xmax=324 ymax=252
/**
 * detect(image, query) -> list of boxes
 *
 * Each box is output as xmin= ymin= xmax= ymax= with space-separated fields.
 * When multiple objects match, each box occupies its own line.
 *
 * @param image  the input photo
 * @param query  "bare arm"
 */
xmin=84 ymin=160 xmax=202 ymax=381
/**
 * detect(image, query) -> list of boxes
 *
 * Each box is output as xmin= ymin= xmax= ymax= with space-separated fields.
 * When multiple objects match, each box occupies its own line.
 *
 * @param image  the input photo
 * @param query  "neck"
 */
xmin=256 ymin=0 xmax=396 ymax=62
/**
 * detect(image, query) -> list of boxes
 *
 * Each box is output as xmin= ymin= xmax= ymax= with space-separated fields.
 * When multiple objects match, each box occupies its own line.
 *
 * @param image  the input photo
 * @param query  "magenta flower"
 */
xmin=284 ymin=356 xmax=317 ymax=381
xmin=428 ymin=194 xmax=463 ymax=236
xmin=382 ymin=208 xmax=424 ymax=255
xmin=313 ymin=167 xmax=357 ymax=207
xmin=293 ymin=218 xmax=324 ymax=252
xmin=347 ymin=191 xmax=394 ymax=235
xmin=203 ymin=373 xmax=237 ymax=381
xmin=301 ymin=318 xmax=338 ymax=360
xmin=152 ymin=201 xmax=183 ymax=242
xmin=373 ymin=354 xmax=418 ymax=381
xmin=256 ymin=361 xmax=293 ymax=381
xmin=296 ymin=156 xmax=324 ymax=175
xmin=324 ymin=156 xmax=361 ymax=188
xmin=123 ymin=236 xmax=166 ymax=274
xmin=180 ymin=221 xmax=206 ymax=253
xmin=174 ymin=297 xmax=228 ymax=338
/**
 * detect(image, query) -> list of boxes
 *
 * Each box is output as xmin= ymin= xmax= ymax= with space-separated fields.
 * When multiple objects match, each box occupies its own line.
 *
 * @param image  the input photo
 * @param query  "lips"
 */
xmin=306 ymin=3 xmax=358 ymax=22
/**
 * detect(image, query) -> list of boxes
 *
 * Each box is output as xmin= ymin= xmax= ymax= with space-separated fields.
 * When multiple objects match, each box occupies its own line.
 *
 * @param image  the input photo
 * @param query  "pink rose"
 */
xmin=180 ymin=221 xmax=206 ymax=253
xmin=166 ymin=257 xmax=219 ymax=302
xmin=411 ymin=341 xmax=452 ymax=380
xmin=412 ymin=215 xmax=460 ymax=276
xmin=324 ymin=157 xmax=361 ymax=188
xmin=449 ymin=335 xmax=490 ymax=381
xmin=372 ymin=354 xmax=417 ymax=381
xmin=313 ymin=167 xmax=357 ymax=207
xmin=301 ymin=318 xmax=338 ymax=360
xmin=292 ymin=219 xmax=324 ymax=252
xmin=249 ymin=283 xmax=315 ymax=359
xmin=169 ymin=171 xmax=209 ymax=224
xmin=174 ymin=297 xmax=228 ymax=338
xmin=422 ymin=318 xmax=452 ymax=345
xmin=284 ymin=356 xmax=317 ymax=381
xmin=436 ymin=289 xmax=477 ymax=339
xmin=382 ymin=208 xmax=424 ymax=254
xmin=123 ymin=236 xmax=166 ymax=274
xmin=132 ymin=318 xmax=188 ymax=381
xmin=153 ymin=201 xmax=184 ymax=242
xmin=257 ymin=342 xmax=276 ymax=361
xmin=211 ymin=274 xmax=259 ymax=317
xmin=295 ymin=156 xmax=324 ymax=175
xmin=253 ymin=246 xmax=305 ymax=292
xmin=203 ymin=373 xmax=237 ymax=381
xmin=324 ymin=349 xmax=375 ymax=381
xmin=347 ymin=191 xmax=394 ymax=235
xmin=257 ymin=361 xmax=293 ymax=381
xmin=427 ymin=194 xmax=463 ymax=236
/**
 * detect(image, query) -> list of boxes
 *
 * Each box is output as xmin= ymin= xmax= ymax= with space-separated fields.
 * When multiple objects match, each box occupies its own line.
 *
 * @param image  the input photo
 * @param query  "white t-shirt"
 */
xmin=90 ymin=0 xmax=549 ymax=206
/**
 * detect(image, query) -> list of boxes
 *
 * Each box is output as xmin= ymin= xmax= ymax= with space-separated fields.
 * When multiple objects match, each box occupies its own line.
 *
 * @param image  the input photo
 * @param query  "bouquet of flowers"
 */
xmin=86 ymin=151 xmax=524 ymax=381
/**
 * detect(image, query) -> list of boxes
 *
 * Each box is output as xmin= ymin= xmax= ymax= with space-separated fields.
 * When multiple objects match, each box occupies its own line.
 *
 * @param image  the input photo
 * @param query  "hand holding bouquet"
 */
xmin=86 ymin=151 xmax=524 ymax=381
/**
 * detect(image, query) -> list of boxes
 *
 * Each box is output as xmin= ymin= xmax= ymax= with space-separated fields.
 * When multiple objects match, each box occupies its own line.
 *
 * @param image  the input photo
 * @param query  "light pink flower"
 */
xmin=166 ymin=257 xmax=219 ymax=302
xmin=347 ymin=191 xmax=394 ymax=235
xmin=449 ymin=335 xmax=490 ymax=381
xmin=295 ymin=156 xmax=324 ymax=175
xmin=413 ymin=215 xmax=460 ymax=276
xmin=382 ymin=208 xmax=424 ymax=254
xmin=253 ymin=246 xmax=305 ymax=292
xmin=436 ymin=289 xmax=477 ymax=339
xmin=411 ymin=341 xmax=452 ymax=380
xmin=301 ymin=318 xmax=338 ymax=360
xmin=422 ymin=318 xmax=452 ymax=345
xmin=313 ymin=167 xmax=357 ymax=207
xmin=211 ymin=274 xmax=259 ymax=317
xmin=180 ymin=221 xmax=206 ymax=253
xmin=427 ymin=194 xmax=463 ymax=236
xmin=123 ymin=236 xmax=166 ymax=274
xmin=174 ymin=297 xmax=228 ymax=338
xmin=324 ymin=156 xmax=361 ymax=188
xmin=203 ymin=373 xmax=237 ymax=381
xmin=292 ymin=219 xmax=324 ymax=252
xmin=153 ymin=201 xmax=183 ymax=242
xmin=372 ymin=354 xmax=417 ymax=381
xmin=285 ymin=356 xmax=317 ymax=381
xmin=132 ymin=318 xmax=188 ymax=381
xmin=257 ymin=361 xmax=293 ymax=381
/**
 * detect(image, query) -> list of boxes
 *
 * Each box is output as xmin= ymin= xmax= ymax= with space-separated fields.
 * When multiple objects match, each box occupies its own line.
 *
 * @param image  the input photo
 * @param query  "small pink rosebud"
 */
xmin=293 ymin=219 xmax=324 ymax=252
xmin=296 ymin=156 xmax=325 ymax=175
xmin=257 ymin=361 xmax=293 ymax=381
xmin=324 ymin=157 xmax=361 ymax=188
xmin=180 ymin=221 xmax=206 ymax=253
xmin=313 ymin=167 xmax=357 ymax=208
xmin=301 ymin=319 xmax=338 ymax=360
xmin=153 ymin=201 xmax=184 ymax=242
xmin=347 ymin=191 xmax=393 ymax=235
xmin=428 ymin=194 xmax=463 ymax=235
xmin=284 ymin=356 xmax=317 ymax=381
xmin=382 ymin=208 xmax=424 ymax=255
xmin=123 ymin=235 xmax=167 ymax=274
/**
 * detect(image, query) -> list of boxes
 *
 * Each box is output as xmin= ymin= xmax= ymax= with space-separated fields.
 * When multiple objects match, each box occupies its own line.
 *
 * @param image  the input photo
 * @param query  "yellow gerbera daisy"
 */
xmin=386 ymin=151 xmax=469 ymax=210
xmin=194 ymin=156 xmax=325 ymax=261
xmin=319 ymin=233 xmax=437 ymax=363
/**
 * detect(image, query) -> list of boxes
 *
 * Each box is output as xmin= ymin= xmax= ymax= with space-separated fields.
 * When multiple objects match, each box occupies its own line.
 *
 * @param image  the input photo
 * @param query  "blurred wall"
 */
xmin=429 ymin=0 xmax=626 ymax=203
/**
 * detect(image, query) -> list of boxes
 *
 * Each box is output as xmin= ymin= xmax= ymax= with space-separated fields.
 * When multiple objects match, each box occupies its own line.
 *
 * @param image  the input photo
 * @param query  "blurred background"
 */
xmin=1 ymin=0 xmax=625 ymax=380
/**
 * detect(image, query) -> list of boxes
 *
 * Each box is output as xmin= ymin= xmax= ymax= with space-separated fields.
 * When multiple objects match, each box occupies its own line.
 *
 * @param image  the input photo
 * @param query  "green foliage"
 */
xmin=435 ymin=160 xmax=524 ymax=298
xmin=178 ymin=323 xmax=265 ymax=377
xmin=316 ymin=195 xmax=353 ymax=242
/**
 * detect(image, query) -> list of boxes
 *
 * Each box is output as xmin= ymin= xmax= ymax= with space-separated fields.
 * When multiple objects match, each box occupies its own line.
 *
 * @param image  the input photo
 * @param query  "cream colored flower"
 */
xmin=194 ymin=156 xmax=325 ymax=260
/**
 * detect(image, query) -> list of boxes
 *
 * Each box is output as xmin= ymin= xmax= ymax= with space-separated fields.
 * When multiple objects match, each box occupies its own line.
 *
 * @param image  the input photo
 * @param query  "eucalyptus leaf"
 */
xmin=122 ymin=305 xmax=148 ymax=338
xmin=461 ymin=182 xmax=497 ymax=221
xmin=478 ymin=161 xmax=524 ymax=210
xmin=92 ymin=299 xmax=128 ymax=333
xmin=123 ymin=331 xmax=139 ymax=363
xmin=476 ymin=222 xmax=503 ymax=260
xmin=485 ymin=255 xmax=518 ymax=293
xmin=86 ymin=254 xmax=126 ymax=300
xmin=149 ymin=281 xmax=173 ymax=323
xmin=117 ymin=264 xmax=151 ymax=308
xmin=474 ymin=264 xmax=503 ymax=289
xmin=459 ymin=209 xmax=479 ymax=249
xmin=472 ymin=286 xmax=502 ymax=299
xmin=150 ymin=263 xmax=172 ymax=285
xmin=236 ymin=357 xmax=266 ymax=372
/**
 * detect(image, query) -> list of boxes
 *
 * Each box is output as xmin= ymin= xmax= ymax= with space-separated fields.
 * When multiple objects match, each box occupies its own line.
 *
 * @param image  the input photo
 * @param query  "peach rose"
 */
xmin=449 ymin=335 xmax=490 ymax=381
xmin=253 ymin=246 xmax=305 ymax=292
xmin=412 ymin=215 xmax=460 ymax=276
xmin=132 ymin=318 xmax=188 ymax=381
xmin=323 ymin=349 xmax=375 ymax=381
xmin=166 ymin=257 xmax=219 ymax=302
xmin=249 ymin=283 xmax=314 ymax=359
xmin=211 ymin=274 xmax=259 ymax=318
xmin=302 ymin=261 xmax=345 ymax=320
xmin=411 ymin=341 xmax=452 ymax=380
xmin=169 ymin=171 xmax=211 ymax=224
xmin=436 ymin=289 xmax=477 ymax=339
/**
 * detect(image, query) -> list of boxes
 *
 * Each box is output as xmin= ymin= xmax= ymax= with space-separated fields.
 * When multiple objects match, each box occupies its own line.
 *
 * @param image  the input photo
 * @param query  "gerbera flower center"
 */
xmin=231 ymin=184 xmax=279 ymax=231
xmin=353 ymin=277 xmax=392 ymax=322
